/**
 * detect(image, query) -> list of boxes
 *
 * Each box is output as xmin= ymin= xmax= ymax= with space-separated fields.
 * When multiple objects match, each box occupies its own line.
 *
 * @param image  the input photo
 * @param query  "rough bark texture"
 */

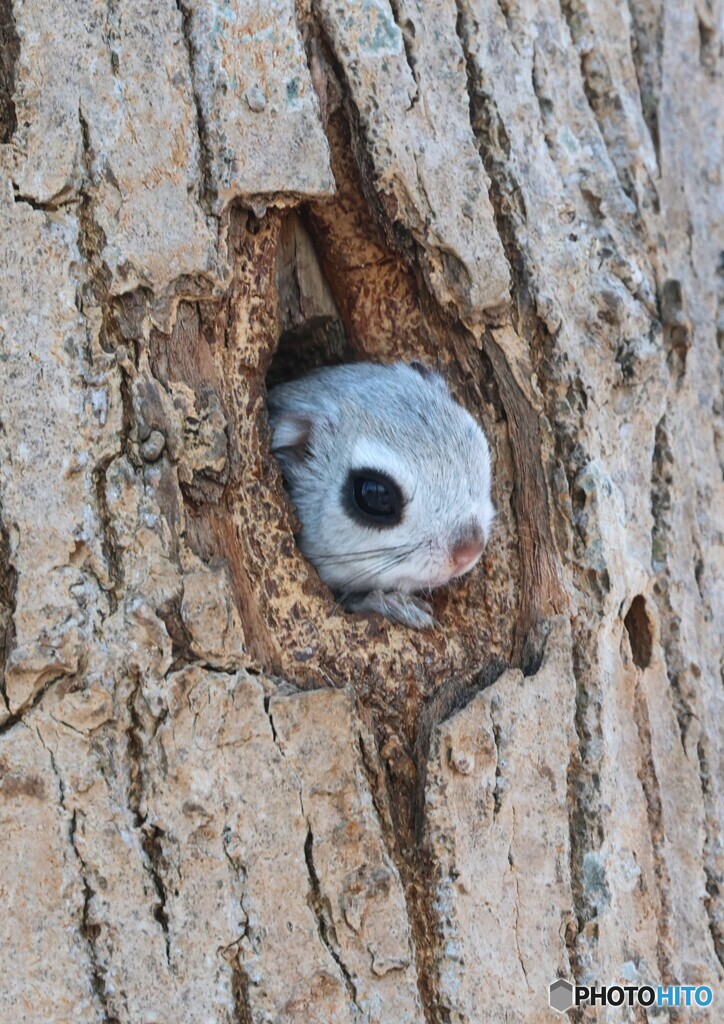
xmin=0 ymin=1 xmax=721 ymax=1022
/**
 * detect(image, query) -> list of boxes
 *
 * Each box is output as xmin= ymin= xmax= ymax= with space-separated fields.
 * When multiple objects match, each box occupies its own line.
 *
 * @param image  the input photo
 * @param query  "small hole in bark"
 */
xmin=624 ymin=595 xmax=653 ymax=669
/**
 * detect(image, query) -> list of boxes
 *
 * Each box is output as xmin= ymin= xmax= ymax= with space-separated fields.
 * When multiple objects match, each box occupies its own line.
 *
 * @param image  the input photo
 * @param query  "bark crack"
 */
xmin=228 ymin=951 xmax=254 ymax=1024
xmin=632 ymin=676 xmax=676 ymax=984
xmin=566 ymin=640 xmax=604 ymax=984
xmin=454 ymin=3 xmax=564 ymax=654
xmin=71 ymin=808 xmax=121 ymax=1024
xmin=0 ymin=0 xmax=19 ymax=143
xmin=369 ymin=738 xmax=443 ymax=1024
xmin=10 ymin=185 xmax=77 ymax=211
xmin=510 ymin=807 xmax=531 ymax=991
xmin=141 ymin=824 xmax=172 ymax=966
xmin=103 ymin=0 xmax=121 ymax=76
xmin=92 ymin=457 xmax=123 ymax=615
xmin=263 ymin=694 xmax=282 ymax=751
xmin=530 ymin=42 xmax=557 ymax=162
xmin=77 ymin=104 xmax=112 ymax=304
xmin=490 ymin=702 xmax=504 ymax=818
xmin=454 ymin=0 xmax=524 ymax=292
xmin=174 ymin=0 xmax=215 ymax=214
xmin=406 ymin=659 xmax=506 ymax=1024
xmin=259 ymin=706 xmax=363 ymax=1011
xmin=558 ymin=0 xmax=637 ymax=203
xmin=125 ymin=676 xmax=173 ymax=968
xmin=356 ymin=728 xmax=397 ymax=849
xmin=388 ymin=0 xmax=420 ymax=110
xmin=696 ymin=735 xmax=724 ymax=968
xmin=0 ymin=500 xmax=16 ymax=722
xmin=0 ymin=672 xmax=67 ymax=735
xmin=650 ymin=414 xmax=695 ymax=750
xmin=39 ymin=737 xmax=118 ymax=1023
xmin=625 ymin=0 xmax=662 ymax=162
xmin=303 ymin=823 xmax=360 ymax=1010
xmin=221 ymin=833 xmax=254 ymax=1024
xmin=75 ymin=107 xmax=130 ymax=620
xmin=496 ymin=0 xmax=514 ymax=35
xmin=558 ymin=0 xmax=663 ymax=234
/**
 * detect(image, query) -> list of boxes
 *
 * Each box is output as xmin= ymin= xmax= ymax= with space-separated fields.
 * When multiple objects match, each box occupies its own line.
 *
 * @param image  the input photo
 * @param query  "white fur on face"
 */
xmin=268 ymin=362 xmax=494 ymax=597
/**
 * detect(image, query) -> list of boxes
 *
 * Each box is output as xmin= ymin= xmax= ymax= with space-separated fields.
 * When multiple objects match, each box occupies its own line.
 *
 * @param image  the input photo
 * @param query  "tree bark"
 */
xmin=0 ymin=1 xmax=721 ymax=1022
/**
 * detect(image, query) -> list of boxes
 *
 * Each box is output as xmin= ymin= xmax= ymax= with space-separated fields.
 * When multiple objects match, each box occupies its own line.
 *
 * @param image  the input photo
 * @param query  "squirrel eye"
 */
xmin=346 ymin=470 xmax=403 ymax=527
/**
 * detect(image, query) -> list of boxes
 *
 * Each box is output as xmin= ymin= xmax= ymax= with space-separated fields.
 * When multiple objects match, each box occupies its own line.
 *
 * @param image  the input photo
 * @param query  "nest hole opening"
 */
xmin=624 ymin=595 xmax=653 ymax=670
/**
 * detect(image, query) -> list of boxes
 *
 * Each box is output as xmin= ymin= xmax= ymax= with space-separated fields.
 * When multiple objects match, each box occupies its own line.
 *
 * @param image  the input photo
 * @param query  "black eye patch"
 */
xmin=344 ymin=468 xmax=404 ymax=528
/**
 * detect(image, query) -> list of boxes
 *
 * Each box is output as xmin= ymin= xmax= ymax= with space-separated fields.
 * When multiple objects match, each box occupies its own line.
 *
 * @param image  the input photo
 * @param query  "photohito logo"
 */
xmin=549 ymin=980 xmax=574 ymax=1012
xmin=549 ymin=979 xmax=714 ymax=1012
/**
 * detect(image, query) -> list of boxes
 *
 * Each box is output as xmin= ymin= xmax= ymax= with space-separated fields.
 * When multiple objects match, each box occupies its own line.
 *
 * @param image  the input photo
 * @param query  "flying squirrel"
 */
xmin=267 ymin=361 xmax=494 ymax=628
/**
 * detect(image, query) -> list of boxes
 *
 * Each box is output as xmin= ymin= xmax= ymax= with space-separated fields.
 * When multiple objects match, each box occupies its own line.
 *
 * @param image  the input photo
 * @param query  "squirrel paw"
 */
xmin=342 ymin=590 xmax=435 ymax=629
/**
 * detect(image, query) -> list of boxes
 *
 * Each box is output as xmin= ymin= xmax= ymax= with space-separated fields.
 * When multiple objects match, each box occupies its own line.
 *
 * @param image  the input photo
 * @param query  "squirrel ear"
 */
xmin=269 ymin=411 xmax=313 ymax=459
xmin=409 ymin=360 xmax=449 ymax=391
xmin=269 ymin=408 xmax=338 ymax=462
xmin=409 ymin=359 xmax=434 ymax=378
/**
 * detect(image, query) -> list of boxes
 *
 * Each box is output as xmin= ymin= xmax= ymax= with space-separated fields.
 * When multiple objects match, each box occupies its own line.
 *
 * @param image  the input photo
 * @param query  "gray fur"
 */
xmin=267 ymin=361 xmax=494 ymax=628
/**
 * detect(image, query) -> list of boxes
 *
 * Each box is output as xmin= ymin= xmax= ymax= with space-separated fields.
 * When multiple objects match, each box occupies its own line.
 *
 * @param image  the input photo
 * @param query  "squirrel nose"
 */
xmin=450 ymin=529 xmax=485 ymax=577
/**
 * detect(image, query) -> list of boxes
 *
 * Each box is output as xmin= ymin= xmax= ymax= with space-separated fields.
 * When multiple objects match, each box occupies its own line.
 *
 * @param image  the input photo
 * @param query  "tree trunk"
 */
xmin=0 ymin=1 xmax=721 ymax=1021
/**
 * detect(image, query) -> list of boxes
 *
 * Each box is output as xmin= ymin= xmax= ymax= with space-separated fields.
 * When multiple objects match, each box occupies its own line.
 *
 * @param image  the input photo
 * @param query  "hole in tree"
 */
xmin=624 ymin=595 xmax=653 ymax=670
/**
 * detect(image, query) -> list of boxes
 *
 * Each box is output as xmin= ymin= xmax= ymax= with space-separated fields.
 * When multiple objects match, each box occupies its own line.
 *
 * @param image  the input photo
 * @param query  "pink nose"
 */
xmin=450 ymin=536 xmax=485 ymax=577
